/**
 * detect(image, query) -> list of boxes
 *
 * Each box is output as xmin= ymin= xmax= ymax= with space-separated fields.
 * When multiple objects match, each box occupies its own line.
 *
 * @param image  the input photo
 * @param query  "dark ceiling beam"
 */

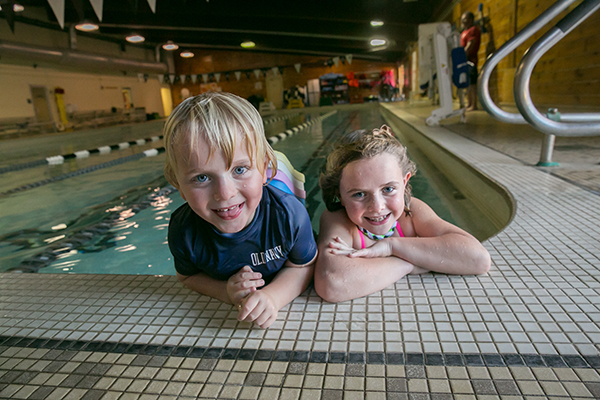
xmin=173 ymin=43 xmax=391 ymax=61
xmin=98 ymin=23 xmax=376 ymax=42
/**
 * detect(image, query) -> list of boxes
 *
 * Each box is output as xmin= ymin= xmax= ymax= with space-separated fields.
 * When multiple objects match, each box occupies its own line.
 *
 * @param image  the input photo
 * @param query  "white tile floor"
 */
xmin=1 ymin=104 xmax=600 ymax=399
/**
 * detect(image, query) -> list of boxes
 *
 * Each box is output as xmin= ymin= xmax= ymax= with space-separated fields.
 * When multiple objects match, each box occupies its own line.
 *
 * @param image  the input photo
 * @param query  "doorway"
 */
xmin=30 ymin=86 xmax=53 ymax=123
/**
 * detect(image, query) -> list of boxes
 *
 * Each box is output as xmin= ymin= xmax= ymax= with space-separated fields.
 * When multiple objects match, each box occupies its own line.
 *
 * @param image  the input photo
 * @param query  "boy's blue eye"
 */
xmin=234 ymin=166 xmax=248 ymax=175
xmin=194 ymin=174 xmax=208 ymax=183
xmin=351 ymin=192 xmax=365 ymax=198
xmin=383 ymin=186 xmax=395 ymax=193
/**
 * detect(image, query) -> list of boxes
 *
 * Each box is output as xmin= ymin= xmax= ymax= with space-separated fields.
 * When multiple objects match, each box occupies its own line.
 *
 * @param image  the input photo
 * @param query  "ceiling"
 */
xmin=3 ymin=0 xmax=449 ymax=63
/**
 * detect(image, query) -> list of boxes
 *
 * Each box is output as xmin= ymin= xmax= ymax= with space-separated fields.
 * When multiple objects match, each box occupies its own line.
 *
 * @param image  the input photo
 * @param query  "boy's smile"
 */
xmin=174 ymin=132 xmax=267 ymax=234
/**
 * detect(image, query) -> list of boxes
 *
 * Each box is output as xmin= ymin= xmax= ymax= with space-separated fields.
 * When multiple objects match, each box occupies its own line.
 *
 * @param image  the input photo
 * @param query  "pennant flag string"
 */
xmin=146 ymin=0 xmax=156 ymax=13
xmin=47 ymin=0 xmax=65 ymax=29
xmin=89 ymin=0 xmax=103 ymax=21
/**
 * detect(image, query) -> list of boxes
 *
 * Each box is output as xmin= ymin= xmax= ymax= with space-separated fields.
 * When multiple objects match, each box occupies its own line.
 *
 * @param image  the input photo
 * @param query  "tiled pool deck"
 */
xmin=1 ymin=104 xmax=600 ymax=399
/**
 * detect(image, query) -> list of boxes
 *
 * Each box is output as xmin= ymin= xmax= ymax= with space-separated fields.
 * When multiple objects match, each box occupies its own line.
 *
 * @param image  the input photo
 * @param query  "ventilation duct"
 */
xmin=0 ymin=40 xmax=168 ymax=75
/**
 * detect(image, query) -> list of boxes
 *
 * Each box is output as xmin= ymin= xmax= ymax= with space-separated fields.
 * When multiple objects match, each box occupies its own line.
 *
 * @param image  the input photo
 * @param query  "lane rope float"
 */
xmin=267 ymin=110 xmax=337 ymax=145
xmin=0 ymin=135 xmax=163 ymax=174
xmin=0 ymin=147 xmax=165 ymax=197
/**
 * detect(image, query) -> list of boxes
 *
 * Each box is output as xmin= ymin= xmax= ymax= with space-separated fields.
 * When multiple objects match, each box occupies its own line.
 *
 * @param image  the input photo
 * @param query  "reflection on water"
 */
xmin=1 ymin=182 xmax=178 ymax=273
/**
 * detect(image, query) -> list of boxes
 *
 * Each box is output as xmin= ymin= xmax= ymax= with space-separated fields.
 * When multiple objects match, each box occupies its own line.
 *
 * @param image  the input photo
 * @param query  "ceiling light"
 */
xmin=75 ymin=21 xmax=99 ymax=32
xmin=240 ymin=41 xmax=255 ymax=48
xmin=370 ymin=38 xmax=387 ymax=47
xmin=370 ymin=20 xmax=384 ymax=27
xmin=126 ymin=34 xmax=145 ymax=43
xmin=0 ymin=3 xmax=24 ymax=12
xmin=162 ymin=41 xmax=179 ymax=51
xmin=180 ymin=51 xmax=194 ymax=58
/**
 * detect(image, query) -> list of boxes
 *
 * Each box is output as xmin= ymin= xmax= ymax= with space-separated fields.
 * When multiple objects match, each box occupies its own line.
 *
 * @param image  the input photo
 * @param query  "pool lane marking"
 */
xmin=267 ymin=111 xmax=337 ymax=145
xmin=0 ymin=147 xmax=166 ymax=197
xmin=0 ymin=135 xmax=163 ymax=174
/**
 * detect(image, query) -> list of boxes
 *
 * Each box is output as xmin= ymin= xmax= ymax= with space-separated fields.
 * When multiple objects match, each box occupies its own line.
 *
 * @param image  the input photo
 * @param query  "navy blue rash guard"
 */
xmin=168 ymin=185 xmax=317 ymax=281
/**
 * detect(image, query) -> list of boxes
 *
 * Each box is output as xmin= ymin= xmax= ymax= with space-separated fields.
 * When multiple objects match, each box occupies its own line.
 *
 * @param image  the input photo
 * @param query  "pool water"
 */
xmin=0 ymin=105 xmax=467 ymax=274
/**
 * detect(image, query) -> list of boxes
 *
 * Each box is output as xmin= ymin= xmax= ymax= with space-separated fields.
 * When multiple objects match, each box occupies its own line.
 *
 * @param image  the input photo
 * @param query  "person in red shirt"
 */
xmin=460 ymin=11 xmax=481 ymax=111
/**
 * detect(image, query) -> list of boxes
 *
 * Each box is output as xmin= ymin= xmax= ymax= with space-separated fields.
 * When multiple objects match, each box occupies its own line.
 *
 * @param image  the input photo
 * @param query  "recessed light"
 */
xmin=370 ymin=38 xmax=387 ymax=47
xmin=162 ymin=41 xmax=179 ymax=51
xmin=75 ymin=21 xmax=99 ymax=32
xmin=126 ymin=34 xmax=145 ymax=43
xmin=241 ymin=41 xmax=255 ymax=48
xmin=370 ymin=20 xmax=384 ymax=27
xmin=0 ymin=3 xmax=24 ymax=12
xmin=180 ymin=51 xmax=194 ymax=58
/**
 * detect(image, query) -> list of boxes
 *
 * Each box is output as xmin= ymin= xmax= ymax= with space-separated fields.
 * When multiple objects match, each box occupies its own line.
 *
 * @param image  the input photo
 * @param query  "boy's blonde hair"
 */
xmin=319 ymin=125 xmax=417 ymax=213
xmin=163 ymin=91 xmax=277 ymax=187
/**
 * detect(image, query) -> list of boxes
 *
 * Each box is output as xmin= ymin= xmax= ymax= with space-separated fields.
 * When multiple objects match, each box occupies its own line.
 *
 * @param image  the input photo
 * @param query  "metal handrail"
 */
xmin=477 ymin=0 xmax=577 ymax=124
xmin=514 ymin=0 xmax=600 ymax=136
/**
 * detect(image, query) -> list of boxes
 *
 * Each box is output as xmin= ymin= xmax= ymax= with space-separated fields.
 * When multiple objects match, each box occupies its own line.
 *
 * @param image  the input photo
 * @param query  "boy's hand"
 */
xmin=227 ymin=266 xmax=264 ymax=306
xmin=238 ymin=290 xmax=278 ymax=329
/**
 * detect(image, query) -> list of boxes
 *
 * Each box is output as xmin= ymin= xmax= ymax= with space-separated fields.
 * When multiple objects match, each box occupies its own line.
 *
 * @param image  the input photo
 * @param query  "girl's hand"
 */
xmin=328 ymin=236 xmax=355 ymax=255
xmin=328 ymin=236 xmax=393 ymax=259
xmin=349 ymin=239 xmax=393 ymax=259
xmin=227 ymin=266 xmax=264 ymax=306
xmin=238 ymin=290 xmax=278 ymax=329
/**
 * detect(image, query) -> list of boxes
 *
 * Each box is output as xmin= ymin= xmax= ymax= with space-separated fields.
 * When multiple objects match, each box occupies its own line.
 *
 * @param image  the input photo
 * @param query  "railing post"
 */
xmin=537 ymin=134 xmax=559 ymax=167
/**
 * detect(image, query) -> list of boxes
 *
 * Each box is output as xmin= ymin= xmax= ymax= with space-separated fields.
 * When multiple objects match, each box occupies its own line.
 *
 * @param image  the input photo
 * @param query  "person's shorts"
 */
xmin=469 ymin=63 xmax=478 ymax=85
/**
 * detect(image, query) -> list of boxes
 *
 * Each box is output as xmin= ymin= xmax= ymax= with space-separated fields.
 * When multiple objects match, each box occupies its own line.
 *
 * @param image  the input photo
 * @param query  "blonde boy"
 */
xmin=164 ymin=92 xmax=317 ymax=328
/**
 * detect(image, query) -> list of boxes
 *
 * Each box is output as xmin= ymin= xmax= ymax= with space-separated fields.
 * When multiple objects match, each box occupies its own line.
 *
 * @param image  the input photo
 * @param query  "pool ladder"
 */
xmin=478 ymin=0 xmax=600 ymax=166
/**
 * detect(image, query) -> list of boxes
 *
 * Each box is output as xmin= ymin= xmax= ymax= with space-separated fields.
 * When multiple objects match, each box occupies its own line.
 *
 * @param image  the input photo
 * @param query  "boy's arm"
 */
xmin=177 ymin=268 xmax=265 ymax=305
xmin=238 ymin=256 xmax=315 ymax=329
xmin=314 ymin=210 xmax=414 ymax=303
xmin=177 ymin=271 xmax=231 ymax=304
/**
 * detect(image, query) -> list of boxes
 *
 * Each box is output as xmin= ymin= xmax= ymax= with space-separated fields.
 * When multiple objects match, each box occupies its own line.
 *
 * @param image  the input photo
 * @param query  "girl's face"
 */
xmin=174 ymin=132 xmax=267 ymax=234
xmin=339 ymin=152 xmax=411 ymax=234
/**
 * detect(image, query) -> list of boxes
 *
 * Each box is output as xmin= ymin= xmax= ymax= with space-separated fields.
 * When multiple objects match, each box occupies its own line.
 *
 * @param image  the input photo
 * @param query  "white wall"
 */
xmin=0 ymin=64 xmax=164 ymax=120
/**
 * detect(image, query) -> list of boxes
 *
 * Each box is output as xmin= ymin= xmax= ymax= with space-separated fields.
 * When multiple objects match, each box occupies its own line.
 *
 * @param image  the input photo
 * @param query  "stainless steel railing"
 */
xmin=478 ymin=0 xmax=600 ymax=166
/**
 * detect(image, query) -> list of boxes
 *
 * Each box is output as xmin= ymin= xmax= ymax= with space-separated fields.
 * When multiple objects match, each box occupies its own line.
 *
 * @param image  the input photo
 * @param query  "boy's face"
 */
xmin=174 ymin=132 xmax=267 ymax=234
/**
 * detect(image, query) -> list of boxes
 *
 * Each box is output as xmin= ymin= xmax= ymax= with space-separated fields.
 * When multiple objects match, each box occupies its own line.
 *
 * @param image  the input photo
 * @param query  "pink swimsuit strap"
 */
xmin=358 ymin=221 xmax=403 ymax=249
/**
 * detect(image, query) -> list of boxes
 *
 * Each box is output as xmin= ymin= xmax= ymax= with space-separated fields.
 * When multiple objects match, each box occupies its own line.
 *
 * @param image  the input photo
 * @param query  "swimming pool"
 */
xmin=0 ymin=105 xmax=486 ymax=274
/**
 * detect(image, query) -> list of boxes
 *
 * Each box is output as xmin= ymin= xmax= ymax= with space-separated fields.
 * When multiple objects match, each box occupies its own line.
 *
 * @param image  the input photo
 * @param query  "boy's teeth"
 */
xmin=218 ymin=205 xmax=239 ymax=212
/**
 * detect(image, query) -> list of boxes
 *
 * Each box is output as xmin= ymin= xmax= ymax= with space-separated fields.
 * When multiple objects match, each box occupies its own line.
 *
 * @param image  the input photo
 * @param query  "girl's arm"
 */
xmin=314 ymin=210 xmax=414 ymax=303
xmin=350 ymin=198 xmax=491 ymax=275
